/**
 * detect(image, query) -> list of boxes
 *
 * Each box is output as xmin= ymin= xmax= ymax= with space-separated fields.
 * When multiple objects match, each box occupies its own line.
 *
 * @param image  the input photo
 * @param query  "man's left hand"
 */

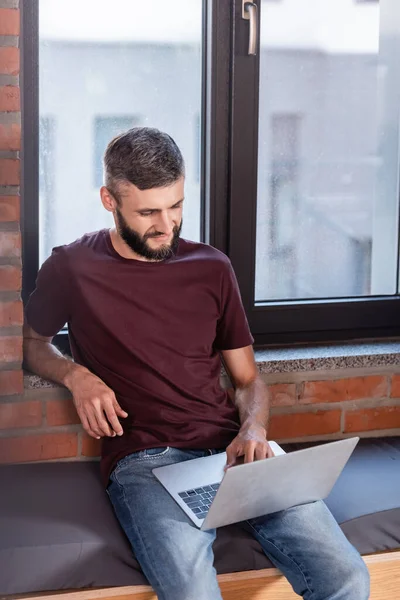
xmin=225 ymin=424 xmax=274 ymax=469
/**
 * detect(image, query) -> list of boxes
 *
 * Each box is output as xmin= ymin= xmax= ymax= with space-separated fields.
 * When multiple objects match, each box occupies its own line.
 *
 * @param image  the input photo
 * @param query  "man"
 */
xmin=24 ymin=127 xmax=369 ymax=600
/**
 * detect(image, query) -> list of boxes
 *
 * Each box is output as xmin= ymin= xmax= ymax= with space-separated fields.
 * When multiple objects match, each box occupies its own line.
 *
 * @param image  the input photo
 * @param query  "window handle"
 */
xmin=242 ymin=1 xmax=258 ymax=56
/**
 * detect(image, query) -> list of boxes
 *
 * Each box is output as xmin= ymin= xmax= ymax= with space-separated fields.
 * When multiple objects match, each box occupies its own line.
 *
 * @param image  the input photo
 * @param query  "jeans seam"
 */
xmin=115 ymin=447 xmax=171 ymax=473
xmin=115 ymin=477 xmax=166 ymax=599
xmin=246 ymin=521 xmax=314 ymax=599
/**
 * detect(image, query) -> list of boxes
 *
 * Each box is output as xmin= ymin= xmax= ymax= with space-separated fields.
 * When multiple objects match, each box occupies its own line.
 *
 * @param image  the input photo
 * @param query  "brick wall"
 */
xmin=0 ymin=0 xmax=24 ymax=457
xmin=0 ymin=3 xmax=399 ymax=465
xmin=0 ymin=369 xmax=400 ymax=464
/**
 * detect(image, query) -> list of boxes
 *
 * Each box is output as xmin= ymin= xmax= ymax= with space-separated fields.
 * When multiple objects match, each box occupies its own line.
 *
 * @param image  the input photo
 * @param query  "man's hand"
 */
xmin=66 ymin=369 xmax=128 ymax=439
xmin=225 ymin=424 xmax=274 ymax=469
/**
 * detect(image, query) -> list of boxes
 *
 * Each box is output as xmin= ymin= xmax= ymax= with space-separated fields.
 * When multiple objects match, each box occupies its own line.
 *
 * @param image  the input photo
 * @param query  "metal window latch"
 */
xmin=242 ymin=1 xmax=258 ymax=56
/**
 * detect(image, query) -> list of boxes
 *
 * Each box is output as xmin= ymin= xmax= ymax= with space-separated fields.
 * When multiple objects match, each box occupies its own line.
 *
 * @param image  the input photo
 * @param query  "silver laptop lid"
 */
xmin=202 ymin=437 xmax=359 ymax=530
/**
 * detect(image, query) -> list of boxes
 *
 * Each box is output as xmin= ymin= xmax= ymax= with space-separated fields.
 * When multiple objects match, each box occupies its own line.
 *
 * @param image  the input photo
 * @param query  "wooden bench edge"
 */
xmin=4 ymin=550 xmax=400 ymax=600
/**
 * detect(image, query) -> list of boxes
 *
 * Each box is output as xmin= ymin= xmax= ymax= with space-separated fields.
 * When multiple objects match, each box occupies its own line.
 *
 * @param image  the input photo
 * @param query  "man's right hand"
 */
xmin=65 ymin=368 xmax=128 ymax=439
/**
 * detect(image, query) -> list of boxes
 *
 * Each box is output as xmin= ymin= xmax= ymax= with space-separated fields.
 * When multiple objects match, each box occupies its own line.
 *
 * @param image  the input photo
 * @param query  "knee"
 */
xmin=340 ymin=556 xmax=370 ymax=600
xmin=161 ymin=568 xmax=221 ymax=600
xmin=153 ymin=558 xmax=221 ymax=600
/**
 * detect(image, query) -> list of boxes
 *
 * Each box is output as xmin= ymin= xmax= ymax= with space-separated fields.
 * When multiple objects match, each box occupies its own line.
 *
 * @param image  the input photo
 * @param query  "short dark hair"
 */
xmin=103 ymin=127 xmax=185 ymax=201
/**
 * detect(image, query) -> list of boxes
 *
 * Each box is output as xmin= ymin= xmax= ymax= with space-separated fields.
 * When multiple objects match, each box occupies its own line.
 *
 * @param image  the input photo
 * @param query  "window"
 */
xmin=31 ymin=0 xmax=203 ymax=268
xmin=23 ymin=0 xmax=400 ymax=346
xmin=256 ymin=114 xmax=301 ymax=301
xmin=94 ymin=116 xmax=140 ymax=188
xmin=194 ymin=113 xmax=201 ymax=183
xmin=38 ymin=116 xmax=56 ymax=262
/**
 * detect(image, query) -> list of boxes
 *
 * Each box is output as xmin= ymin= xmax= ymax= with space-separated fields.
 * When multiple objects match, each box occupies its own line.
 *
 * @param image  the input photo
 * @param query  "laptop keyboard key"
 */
xmin=183 ymin=497 xmax=195 ymax=504
xmin=186 ymin=500 xmax=203 ymax=508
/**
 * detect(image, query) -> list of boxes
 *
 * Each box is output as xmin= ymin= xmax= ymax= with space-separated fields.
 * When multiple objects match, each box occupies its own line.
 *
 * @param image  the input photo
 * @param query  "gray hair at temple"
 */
xmin=103 ymin=127 xmax=185 ymax=203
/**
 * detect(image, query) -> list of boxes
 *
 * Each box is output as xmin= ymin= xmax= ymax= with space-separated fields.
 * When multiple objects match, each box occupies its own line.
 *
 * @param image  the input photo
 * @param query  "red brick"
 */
xmin=390 ymin=375 xmax=400 ymax=398
xmin=0 ymin=335 xmax=22 ymax=362
xmin=0 ymin=196 xmax=19 ymax=221
xmin=0 ymin=9 xmax=20 ymax=36
xmin=0 ymin=369 xmax=22 ymax=395
xmin=81 ymin=432 xmax=102 ymax=457
xmin=0 ymin=231 xmax=21 ymax=258
xmin=268 ymin=383 xmax=296 ymax=407
xmin=46 ymin=399 xmax=80 ymax=426
xmin=344 ymin=406 xmax=400 ymax=433
xmin=0 ymin=158 xmax=19 ymax=185
xmin=0 ymin=86 xmax=20 ymax=112
xmin=0 ymin=432 xmax=78 ymax=463
xmin=0 ymin=400 xmax=41 ymax=429
xmin=0 ymin=300 xmax=22 ymax=327
xmin=300 ymin=376 xmax=387 ymax=405
xmin=269 ymin=410 xmax=341 ymax=439
xmin=0 ymin=47 xmax=19 ymax=76
xmin=0 ymin=123 xmax=20 ymax=150
xmin=0 ymin=265 xmax=21 ymax=291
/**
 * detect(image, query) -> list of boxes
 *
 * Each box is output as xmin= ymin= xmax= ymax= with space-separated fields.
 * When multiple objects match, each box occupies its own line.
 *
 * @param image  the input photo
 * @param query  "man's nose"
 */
xmin=156 ymin=211 xmax=174 ymax=234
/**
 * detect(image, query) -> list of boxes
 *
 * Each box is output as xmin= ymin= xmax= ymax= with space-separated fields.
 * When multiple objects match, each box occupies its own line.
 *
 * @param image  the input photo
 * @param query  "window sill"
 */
xmin=24 ymin=340 xmax=400 ymax=389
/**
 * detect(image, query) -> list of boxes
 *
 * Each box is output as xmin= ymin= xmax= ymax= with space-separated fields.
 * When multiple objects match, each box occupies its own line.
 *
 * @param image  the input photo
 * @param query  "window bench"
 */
xmin=1 ymin=437 xmax=399 ymax=600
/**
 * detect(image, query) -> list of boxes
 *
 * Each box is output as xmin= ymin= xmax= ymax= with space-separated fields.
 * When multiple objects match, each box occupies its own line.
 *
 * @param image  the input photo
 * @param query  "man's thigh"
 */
xmin=243 ymin=500 xmax=369 ymax=600
xmin=107 ymin=447 xmax=222 ymax=600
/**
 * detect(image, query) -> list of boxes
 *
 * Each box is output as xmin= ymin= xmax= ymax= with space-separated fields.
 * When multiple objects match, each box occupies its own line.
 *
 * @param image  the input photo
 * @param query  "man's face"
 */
xmin=111 ymin=177 xmax=184 ymax=261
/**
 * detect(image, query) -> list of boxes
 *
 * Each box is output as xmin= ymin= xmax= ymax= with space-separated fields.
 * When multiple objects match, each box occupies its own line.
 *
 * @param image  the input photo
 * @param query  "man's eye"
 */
xmin=140 ymin=211 xmax=153 ymax=217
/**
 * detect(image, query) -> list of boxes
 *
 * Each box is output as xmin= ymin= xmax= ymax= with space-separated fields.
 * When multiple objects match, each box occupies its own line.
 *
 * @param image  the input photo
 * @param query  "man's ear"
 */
xmin=100 ymin=186 xmax=118 ymax=213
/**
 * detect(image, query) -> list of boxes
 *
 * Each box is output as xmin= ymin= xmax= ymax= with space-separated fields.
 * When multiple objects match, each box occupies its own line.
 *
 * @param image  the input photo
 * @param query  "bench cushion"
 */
xmin=0 ymin=437 xmax=399 ymax=595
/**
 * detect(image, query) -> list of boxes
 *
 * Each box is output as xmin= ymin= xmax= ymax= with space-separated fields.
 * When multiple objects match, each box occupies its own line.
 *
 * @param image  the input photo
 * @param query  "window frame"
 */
xmin=228 ymin=0 xmax=400 ymax=345
xmin=21 ymin=0 xmax=400 ymax=350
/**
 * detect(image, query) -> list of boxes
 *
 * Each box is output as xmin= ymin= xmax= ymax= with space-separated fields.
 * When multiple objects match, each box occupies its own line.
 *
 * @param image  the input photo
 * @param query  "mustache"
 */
xmin=145 ymin=226 xmax=179 ymax=241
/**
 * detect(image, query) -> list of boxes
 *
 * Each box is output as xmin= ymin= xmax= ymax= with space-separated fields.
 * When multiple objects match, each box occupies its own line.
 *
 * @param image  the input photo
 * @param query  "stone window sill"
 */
xmin=24 ymin=340 xmax=400 ymax=389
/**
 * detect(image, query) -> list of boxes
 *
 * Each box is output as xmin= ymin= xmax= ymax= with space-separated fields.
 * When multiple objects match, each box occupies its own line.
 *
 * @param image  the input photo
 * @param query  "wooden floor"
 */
xmin=13 ymin=550 xmax=400 ymax=600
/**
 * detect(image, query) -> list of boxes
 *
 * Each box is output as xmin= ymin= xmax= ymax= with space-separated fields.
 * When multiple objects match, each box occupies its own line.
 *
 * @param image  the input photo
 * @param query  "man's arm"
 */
xmin=23 ymin=322 xmax=127 ymax=439
xmin=221 ymin=345 xmax=274 ymax=467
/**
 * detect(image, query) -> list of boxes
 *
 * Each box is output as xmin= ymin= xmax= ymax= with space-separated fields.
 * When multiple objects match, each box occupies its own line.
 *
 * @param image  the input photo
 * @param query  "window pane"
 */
xmin=39 ymin=0 xmax=202 ymax=264
xmin=255 ymin=0 xmax=399 ymax=301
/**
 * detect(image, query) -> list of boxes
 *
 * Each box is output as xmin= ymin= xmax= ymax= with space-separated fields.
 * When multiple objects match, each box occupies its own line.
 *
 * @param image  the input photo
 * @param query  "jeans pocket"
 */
xmin=115 ymin=446 xmax=171 ymax=472
xmin=143 ymin=446 xmax=170 ymax=457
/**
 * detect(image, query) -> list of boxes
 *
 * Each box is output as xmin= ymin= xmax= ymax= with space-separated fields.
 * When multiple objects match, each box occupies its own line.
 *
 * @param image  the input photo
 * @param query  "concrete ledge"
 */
xmin=23 ymin=341 xmax=400 ymax=389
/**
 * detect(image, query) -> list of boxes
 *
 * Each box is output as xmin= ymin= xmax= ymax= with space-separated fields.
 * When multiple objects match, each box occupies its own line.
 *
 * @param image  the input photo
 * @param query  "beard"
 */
xmin=115 ymin=207 xmax=182 ymax=261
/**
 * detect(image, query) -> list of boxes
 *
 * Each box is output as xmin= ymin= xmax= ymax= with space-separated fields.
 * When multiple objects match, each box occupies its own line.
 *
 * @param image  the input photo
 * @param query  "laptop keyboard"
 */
xmin=178 ymin=483 xmax=220 ymax=519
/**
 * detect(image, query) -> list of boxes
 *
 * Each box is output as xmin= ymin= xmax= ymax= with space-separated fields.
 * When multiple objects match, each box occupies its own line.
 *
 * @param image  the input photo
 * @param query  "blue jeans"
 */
xmin=107 ymin=447 xmax=370 ymax=600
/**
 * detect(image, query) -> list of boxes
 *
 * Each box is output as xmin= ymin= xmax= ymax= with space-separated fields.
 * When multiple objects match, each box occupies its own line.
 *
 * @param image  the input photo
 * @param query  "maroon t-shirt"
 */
xmin=26 ymin=229 xmax=254 ymax=485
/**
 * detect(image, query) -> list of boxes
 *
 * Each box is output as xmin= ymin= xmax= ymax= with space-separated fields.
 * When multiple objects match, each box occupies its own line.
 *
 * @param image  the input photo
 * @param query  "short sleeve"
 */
xmin=25 ymin=248 xmax=70 ymax=337
xmin=214 ymin=260 xmax=254 ymax=351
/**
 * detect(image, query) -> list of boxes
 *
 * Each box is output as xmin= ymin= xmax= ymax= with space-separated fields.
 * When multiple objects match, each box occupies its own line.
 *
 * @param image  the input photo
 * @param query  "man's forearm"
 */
xmin=23 ymin=338 xmax=90 ymax=391
xmin=233 ymin=376 xmax=270 ymax=435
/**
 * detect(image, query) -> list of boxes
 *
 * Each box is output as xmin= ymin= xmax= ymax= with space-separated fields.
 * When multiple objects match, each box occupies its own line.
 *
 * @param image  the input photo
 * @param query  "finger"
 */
xmin=79 ymin=412 xmax=101 ymax=440
xmin=255 ymin=443 xmax=268 ymax=462
xmin=225 ymin=444 xmax=240 ymax=469
xmin=244 ymin=442 xmax=256 ymax=464
xmin=114 ymin=400 xmax=128 ymax=419
xmin=104 ymin=402 xmax=124 ymax=436
xmin=92 ymin=403 xmax=115 ymax=437
xmin=97 ymin=413 xmax=115 ymax=437
xmin=85 ymin=412 xmax=104 ymax=439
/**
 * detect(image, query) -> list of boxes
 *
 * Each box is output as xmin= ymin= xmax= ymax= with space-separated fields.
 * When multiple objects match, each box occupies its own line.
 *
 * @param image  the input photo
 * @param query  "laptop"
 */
xmin=152 ymin=437 xmax=359 ymax=530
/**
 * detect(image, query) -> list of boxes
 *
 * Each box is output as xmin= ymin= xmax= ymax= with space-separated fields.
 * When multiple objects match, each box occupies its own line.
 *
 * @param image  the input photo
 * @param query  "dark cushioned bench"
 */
xmin=0 ymin=437 xmax=399 ymax=596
